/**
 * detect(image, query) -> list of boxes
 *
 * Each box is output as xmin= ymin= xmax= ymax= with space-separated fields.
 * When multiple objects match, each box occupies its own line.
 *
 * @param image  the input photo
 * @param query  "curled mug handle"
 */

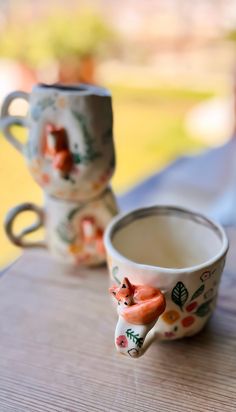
xmin=4 ymin=202 xmax=46 ymax=248
xmin=109 ymin=277 xmax=166 ymax=358
xmin=0 ymin=91 xmax=29 ymax=152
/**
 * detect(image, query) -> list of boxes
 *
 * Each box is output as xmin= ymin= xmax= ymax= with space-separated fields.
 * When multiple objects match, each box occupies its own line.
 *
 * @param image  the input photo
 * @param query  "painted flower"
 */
xmin=92 ymin=181 xmax=104 ymax=191
xmin=181 ymin=316 xmax=195 ymax=328
xmin=162 ymin=310 xmax=180 ymax=325
xmin=68 ymin=243 xmax=83 ymax=255
xmin=186 ymin=301 xmax=198 ymax=312
xmin=116 ymin=335 xmax=128 ymax=348
xmin=164 ymin=331 xmax=175 ymax=338
xmin=200 ymin=268 xmax=216 ymax=283
xmin=200 ymin=271 xmax=211 ymax=282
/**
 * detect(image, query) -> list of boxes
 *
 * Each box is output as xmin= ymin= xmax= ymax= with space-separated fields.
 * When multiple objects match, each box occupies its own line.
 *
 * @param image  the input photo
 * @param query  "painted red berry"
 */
xmin=186 ymin=301 xmax=198 ymax=312
xmin=181 ymin=316 xmax=195 ymax=327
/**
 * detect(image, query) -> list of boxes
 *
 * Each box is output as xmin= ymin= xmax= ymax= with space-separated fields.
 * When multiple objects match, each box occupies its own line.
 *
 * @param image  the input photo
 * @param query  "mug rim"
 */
xmin=104 ymin=205 xmax=229 ymax=274
xmin=32 ymin=83 xmax=111 ymax=97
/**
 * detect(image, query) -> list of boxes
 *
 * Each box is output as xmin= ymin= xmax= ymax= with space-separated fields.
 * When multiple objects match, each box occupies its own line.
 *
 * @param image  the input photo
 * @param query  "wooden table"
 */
xmin=0 ymin=229 xmax=236 ymax=412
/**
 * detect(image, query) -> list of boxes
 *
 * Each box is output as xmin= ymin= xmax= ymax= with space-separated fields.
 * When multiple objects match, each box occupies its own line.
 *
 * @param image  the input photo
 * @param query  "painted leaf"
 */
xmin=186 ymin=301 xmax=198 ymax=312
xmin=195 ymin=299 xmax=213 ymax=317
xmin=72 ymin=110 xmax=101 ymax=163
xmin=72 ymin=152 xmax=82 ymax=164
xmin=56 ymin=222 xmax=76 ymax=243
xmin=112 ymin=266 xmax=119 ymax=275
xmin=171 ymin=282 xmax=188 ymax=310
xmin=126 ymin=328 xmax=144 ymax=348
xmin=112 ymin=266 xmax=120 ymax=284
xmin=191 ymin=284 xmax=205 ymax=301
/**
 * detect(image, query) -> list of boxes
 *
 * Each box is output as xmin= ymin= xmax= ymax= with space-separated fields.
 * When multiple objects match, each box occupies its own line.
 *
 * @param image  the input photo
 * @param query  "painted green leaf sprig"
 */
xmin=112 ymin=266 xmax=120 ymax=285
xmin=126 ymin=329 xmax=144 ymax=348
xmin=72 ymin=110 xmax=101 ymax=163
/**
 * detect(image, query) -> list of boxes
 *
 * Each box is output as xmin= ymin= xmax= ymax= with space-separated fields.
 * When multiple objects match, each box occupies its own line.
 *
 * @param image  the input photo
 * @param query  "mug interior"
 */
xmin=109 ymin=207 xmax=227 ymax=269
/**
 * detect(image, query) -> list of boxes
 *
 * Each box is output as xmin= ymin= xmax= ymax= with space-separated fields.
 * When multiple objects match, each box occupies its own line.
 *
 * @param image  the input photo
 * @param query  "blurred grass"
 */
xmin=0 ymin=83 xmax=213 ymax=268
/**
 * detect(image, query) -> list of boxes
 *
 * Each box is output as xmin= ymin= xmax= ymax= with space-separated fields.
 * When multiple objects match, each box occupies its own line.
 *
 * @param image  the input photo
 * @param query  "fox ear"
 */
xmin=122 ymin=277 xmax=133 ymax=290
xmin=109 ymin=285 xmax=118 ymax=299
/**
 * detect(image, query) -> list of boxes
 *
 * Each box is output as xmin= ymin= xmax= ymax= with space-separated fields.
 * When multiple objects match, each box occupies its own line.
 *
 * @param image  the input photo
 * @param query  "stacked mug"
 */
xmin=1 ymin=84 xmax=118 ymax=266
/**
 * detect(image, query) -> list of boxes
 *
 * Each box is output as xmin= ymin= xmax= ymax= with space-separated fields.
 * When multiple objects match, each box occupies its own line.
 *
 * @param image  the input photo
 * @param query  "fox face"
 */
xmin=110 ymin=277 xmax=166 ymax=323
xmin=109 ymin=277 xmax=134 ymax=308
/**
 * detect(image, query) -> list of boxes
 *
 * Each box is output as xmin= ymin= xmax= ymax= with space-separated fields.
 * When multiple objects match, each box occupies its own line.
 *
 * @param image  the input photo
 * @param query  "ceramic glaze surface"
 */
xmin=5 ymin=187 xmax=118 ymax=266
xmin=105 ymin=206 xmax=229 ymax=358
xmin=1 ymin=84 xmax=115 ymax=202
xmin=46 ymin=188 xmax=118 ymax=265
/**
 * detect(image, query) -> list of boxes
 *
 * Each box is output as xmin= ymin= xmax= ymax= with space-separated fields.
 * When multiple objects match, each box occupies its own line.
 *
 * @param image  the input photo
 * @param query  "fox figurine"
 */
xmin=109 ymin=277 xmax=166 ymax=357
xmin=44 ymin=124 xmax=73 ymax=175
xmin=81 ymin=216 xmax=105 ymax=256
xmin=109 ymin=277 xmax=166 ymax=325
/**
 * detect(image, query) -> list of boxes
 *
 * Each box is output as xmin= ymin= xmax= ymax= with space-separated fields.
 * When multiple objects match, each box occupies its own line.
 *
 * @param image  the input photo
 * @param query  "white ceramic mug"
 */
xmin=104 ymin=206 xmax=229 ymax=358
xmin=1 ymin=83 xmax=115 ymax=202
xmin=5 ymin=188 xmax=118 ymax=266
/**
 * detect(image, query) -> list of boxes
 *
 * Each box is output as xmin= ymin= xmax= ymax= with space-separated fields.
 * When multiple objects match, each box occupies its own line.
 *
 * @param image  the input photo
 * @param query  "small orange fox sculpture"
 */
xmin=81 ymin=217 xmax=105 ymax=256
xmin=44 ymin=124 xmax=73 ymax=174
xmin=109 ymin=277 xmax=166 ymax=325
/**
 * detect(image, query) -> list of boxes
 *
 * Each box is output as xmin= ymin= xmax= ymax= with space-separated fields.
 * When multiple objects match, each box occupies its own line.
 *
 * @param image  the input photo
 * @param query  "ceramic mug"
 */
xmin=5 ymin=187 xmax=118 ymax=266
xmin=104 ymin=206 xmax=229 ymax=358
xmin=1 ymin=83 xmax=115 ymax=202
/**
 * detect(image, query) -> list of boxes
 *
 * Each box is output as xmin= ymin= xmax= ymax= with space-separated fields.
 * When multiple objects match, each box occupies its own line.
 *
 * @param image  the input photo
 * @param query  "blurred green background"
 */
xmin=0 ymin=0 xmax=236 ymax=267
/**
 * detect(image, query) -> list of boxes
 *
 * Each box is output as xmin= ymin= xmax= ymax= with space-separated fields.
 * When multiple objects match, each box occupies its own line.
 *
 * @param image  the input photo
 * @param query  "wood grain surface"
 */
xmin=0 ymin=228 xmax=235 ymax=412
